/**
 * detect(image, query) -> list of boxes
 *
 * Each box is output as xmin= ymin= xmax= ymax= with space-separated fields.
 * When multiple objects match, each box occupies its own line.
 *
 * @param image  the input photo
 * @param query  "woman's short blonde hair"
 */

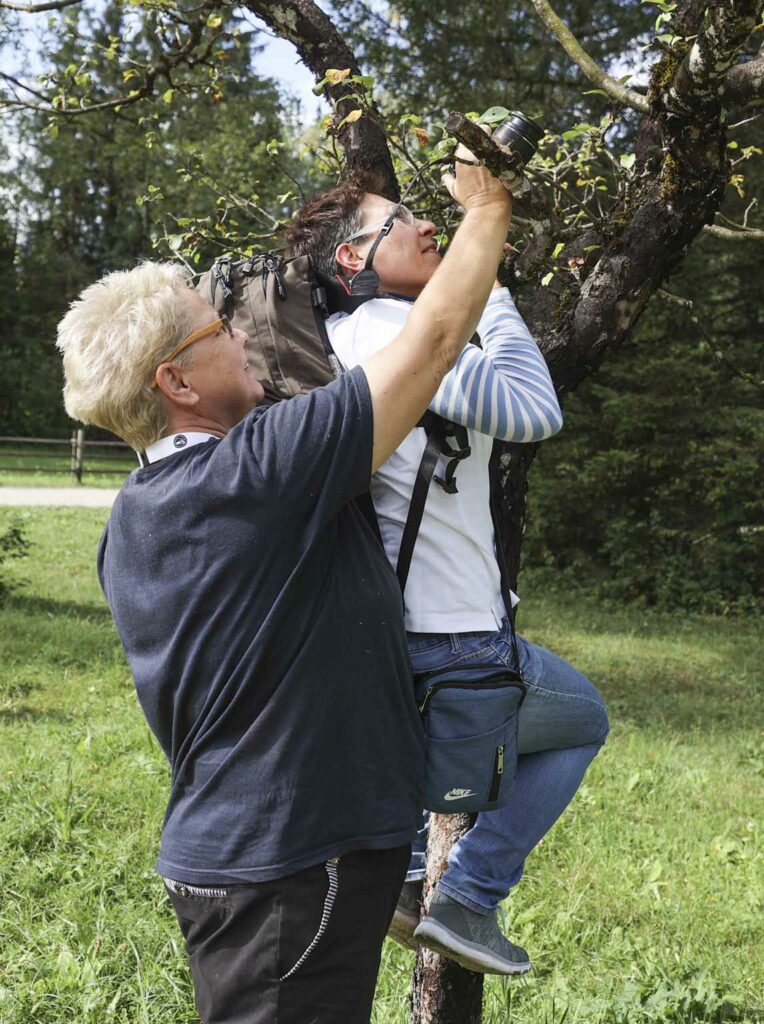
xmin=56 ymin=261 xmax=198 ymax=451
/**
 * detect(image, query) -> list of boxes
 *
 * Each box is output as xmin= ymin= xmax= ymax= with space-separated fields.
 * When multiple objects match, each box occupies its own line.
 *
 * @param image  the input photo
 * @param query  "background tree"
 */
xmin=0 ymin=0 xmax=311 ymax=434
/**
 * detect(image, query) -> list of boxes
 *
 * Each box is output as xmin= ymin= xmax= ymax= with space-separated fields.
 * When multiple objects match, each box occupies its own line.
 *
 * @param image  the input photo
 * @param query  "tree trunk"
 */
xmin=493 ymin=442 xmax=540 ymax=590
xmin=410 ymin=814 xmax=483 ymax=1024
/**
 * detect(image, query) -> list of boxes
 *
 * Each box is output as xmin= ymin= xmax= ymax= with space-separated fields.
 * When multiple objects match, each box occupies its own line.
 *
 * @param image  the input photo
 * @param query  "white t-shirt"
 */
xmin=328 ymin=296 xmax=508 ymax=633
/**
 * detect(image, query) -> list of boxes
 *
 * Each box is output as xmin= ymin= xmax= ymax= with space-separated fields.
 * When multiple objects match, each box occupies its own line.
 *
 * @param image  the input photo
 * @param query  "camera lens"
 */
xmin=492 ymin=112 xmax=545 ymax=166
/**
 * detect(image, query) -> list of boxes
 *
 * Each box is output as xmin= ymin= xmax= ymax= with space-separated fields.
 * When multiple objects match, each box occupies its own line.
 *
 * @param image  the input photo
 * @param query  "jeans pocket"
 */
xmin=407 ymin=635 xmax=452 ymax=660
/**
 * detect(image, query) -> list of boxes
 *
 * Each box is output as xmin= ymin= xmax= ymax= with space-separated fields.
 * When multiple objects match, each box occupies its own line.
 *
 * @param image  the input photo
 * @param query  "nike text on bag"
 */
xmin=197 ymin=254 xmax=342 ymax=404
xmin=415 ymin=663 xmax=527 ymax=815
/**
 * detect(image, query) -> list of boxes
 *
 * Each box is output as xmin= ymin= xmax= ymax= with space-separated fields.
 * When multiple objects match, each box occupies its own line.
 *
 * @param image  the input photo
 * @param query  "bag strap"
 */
xmin=395 ymin=412 xmax=471 ymax=593
xmin=488 ymin=457 xmax=522 ymax=674
xmin=395 ymin=421 xmax=443 ymax=592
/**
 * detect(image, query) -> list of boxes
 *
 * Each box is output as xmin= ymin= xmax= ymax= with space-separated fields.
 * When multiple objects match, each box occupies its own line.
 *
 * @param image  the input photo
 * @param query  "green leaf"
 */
xmin=478 ymin=105 xmax=511 ymax=125
xmin=620 ymin=153 xmax=636 ymax=170
xmin=552 ymin=242 xmax=565 ymax=259
xmin=541 ymin=272 xmax=554 ymax=287
xmin=562 ymin=123 xmax=596 ymax=142
xmin=162 ymin=88 xmax=174 ymax=105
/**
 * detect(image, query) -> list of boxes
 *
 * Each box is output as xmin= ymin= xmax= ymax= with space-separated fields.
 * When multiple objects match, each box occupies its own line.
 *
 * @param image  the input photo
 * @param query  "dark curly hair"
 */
xmin=284 ymin=172 xmax=392 ymax=281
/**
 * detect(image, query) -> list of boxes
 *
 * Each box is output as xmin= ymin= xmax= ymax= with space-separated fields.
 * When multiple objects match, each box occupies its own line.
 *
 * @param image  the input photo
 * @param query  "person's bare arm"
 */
xmin=362 ymin=155 xmax=513 ymax=472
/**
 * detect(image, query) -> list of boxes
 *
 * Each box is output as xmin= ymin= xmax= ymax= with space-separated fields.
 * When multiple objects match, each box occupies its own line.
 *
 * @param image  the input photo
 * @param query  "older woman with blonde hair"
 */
xmin=57 ymin=151 xmax=513 ymax=1024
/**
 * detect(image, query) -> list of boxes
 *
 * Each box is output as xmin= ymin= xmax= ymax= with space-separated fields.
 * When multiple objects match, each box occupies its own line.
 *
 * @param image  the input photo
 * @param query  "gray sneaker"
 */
xmin=388 ymin=880 xmax=422 ymax=950
xmin=414 ymin=889 xmax=532 ymax=975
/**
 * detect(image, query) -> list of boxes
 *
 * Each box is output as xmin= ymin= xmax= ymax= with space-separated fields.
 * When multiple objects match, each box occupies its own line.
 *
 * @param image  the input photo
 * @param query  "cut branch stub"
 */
xmin=443 ymin=111 xmax=558 ymax=276
xmin=444 ymin=111 xmax=525 ymax=178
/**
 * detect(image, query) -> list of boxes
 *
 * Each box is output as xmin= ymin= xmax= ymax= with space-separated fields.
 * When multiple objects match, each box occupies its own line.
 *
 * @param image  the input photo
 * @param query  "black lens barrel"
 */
xmin=491 ymin=112 xmax=545 ymax=166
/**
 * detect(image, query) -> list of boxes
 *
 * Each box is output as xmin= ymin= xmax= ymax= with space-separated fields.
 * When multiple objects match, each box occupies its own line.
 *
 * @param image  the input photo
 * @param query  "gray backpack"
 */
xmin=196 ymin=254 xmax=343 ymax=404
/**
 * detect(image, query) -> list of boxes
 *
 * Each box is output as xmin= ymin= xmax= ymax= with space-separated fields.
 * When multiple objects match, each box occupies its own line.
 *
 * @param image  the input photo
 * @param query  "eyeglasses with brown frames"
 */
xmin=150 ymin=314 xmax=234 ymax=390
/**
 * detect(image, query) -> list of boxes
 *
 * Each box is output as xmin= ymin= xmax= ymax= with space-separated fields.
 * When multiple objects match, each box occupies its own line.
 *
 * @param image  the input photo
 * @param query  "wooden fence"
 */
xmin=0 ymin=431 xmax=134 ymax=482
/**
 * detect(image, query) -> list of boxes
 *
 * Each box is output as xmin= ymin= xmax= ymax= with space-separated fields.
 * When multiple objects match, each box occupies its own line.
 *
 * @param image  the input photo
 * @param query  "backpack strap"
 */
xmin=395 ymin=421 xmax=443 ymax=593
xmin=429 ymin=414 xmax=471 ymax=495
xmin=395 ymin=413 xmax=471 ymax=594
xmin=488 ymin=452 xmax=522 ymax=673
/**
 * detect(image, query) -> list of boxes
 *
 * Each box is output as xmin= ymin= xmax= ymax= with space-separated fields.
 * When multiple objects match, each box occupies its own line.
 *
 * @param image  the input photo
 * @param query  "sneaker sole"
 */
xmin=414 ymin=919 xmax=532 ymax=976
xmin=387 ymin=909 xmax=419 ymax=951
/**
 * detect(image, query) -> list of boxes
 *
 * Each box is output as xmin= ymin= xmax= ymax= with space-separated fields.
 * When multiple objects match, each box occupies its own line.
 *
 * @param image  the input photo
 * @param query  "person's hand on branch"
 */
xmin=441 ymin=142 xmax=514 ymax=217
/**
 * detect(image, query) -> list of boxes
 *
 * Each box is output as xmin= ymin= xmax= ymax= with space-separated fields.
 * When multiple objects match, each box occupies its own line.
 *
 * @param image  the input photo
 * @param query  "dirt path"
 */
xmin=0 ymin=487 xmax=117 ymax=507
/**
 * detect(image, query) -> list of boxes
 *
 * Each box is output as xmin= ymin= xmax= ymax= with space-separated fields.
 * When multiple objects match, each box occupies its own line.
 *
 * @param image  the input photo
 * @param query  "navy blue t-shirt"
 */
xmin=98 ymin=368 xmax=425 ymax=883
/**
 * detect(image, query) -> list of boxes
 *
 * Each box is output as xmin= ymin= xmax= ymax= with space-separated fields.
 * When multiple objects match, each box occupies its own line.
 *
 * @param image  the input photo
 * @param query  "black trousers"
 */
xmin=165 ymin=845 xmax=410 ymax=1024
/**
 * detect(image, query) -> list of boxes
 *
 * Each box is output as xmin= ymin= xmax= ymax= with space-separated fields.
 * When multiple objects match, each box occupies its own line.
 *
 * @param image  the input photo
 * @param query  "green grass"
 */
xmin=0 ymin=448 xmax=133 ymax=487
xmin=0 ymin=508 xmax=762 ymax=1024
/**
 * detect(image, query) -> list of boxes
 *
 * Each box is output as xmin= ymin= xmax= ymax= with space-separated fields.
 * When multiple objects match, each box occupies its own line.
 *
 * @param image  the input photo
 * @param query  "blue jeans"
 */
xmin=406 ymin=618 xmax=609 ymax=914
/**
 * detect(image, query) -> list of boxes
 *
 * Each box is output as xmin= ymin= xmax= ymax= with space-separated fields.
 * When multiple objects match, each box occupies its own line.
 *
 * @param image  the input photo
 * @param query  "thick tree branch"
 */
xmin=704 ymin=222 xmax=764 ymax=241
xmin=722 ymin=48 xmax=764 ymax=106
xmin=0 ymin=0 xmax=81 ymax=9
xmin=526 ymin=0 xmax=649 ymax=114
xmin=244 ymin=0 xmax=398 ymax=196
xmin=670 ymin=1 xmax=764 ymax=112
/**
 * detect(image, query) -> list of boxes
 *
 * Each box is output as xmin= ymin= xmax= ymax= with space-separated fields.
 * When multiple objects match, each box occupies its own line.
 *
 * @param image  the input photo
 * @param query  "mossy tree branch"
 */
xmin=526 ymin=0 xmax=649 ymax=114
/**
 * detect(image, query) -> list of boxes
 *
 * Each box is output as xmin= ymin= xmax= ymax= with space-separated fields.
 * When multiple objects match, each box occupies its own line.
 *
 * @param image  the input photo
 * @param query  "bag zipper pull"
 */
xmin=418 ymin=686 xmax=434 ymax=715
xmin=264 ymin=254 xmax=286 ymax=299
xmin=497 ymin=745 xmax=504 ymax=775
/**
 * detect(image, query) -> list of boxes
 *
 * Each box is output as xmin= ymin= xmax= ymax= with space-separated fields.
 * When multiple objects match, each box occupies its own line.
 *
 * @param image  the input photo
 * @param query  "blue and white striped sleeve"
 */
xmin=429 ymin=288 xmax=563 ymax=442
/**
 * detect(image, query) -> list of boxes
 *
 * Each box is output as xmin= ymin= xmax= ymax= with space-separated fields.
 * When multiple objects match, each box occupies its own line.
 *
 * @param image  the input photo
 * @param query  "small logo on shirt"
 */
xmin=443 ymin=788 xmax=476 ymax=802
xmin=173 ymin=435 xmax=188 ymax=449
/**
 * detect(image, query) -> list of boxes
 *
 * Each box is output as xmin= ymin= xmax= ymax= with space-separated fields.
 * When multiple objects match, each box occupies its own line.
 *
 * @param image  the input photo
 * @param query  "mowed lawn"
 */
xmin=0 ymin=507 xmax=761 ymax=1024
